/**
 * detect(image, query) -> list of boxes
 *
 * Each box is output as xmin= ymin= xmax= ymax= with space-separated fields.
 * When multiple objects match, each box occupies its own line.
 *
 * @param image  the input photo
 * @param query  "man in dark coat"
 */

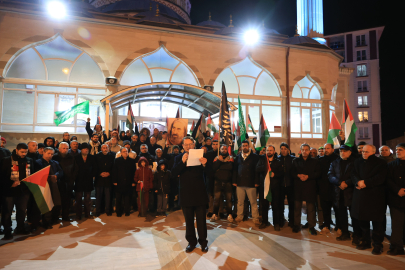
xmin=386 ymin=143 xmax=405 ymax=256
xmin=27 ymin=141 xmax=41 ymax=160
xmin=55 ymin=132 xmax=71 ymax=149
xmin=278 ymin=142 xmax=295 ymax=227
xmin=291 ymin=143 xmax=321 ymax=235
xmin=328 ymin=144 xmax=361 ymax=244
xmin=351 ymin=144 xmax=387 ymax=255
xmin=318 ymin=143 xmax=339 ymax=232
xmin=44 ymin=136 xmax=56 ymax=150
xmin=86 ymin=117 xmax=108 ymax=144
xmin=211 ymin=144 xmax=234 ymax=222
xmin=232 ymin=140 xmax=261 ymax=225
xmin=113 ymin=148 xmax=136 ymax=217
xmin=256 ymin=145 xmax=283 ymax=230
xmin=0 ymin=143 xmax=34 ymax=240
xmin=68 ymin=140 xmax=81 ymax=157
xmin=163 ymin=145 xmax=181 ymax=210
xmin=74 ymin=143 xmax=96 ymax=220
xmin=135 ymin=144 xmax=156 ymax=168
xmin=172 ymin=136 xmax=209 ymax=253
xmin=32 ymin=147 xmax=63 ymax=229
xmin=0 ymin=143 xmax=12 ymax=235
xmin=53 ymin=142 xmax=78 ymax=221
xmin=89 ymin=134 xmax=101 ymax=156
xmin=95 ymin=144 xmax=115 ymax=216
xmin=204 ymin=139 xmax=219 ymax=217
xmin=148 ymin=137 xmax=162 ymax=156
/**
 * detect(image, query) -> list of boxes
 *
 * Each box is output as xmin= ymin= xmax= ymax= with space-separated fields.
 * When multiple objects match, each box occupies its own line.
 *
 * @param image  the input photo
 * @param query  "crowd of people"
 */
xmin=0 ymin=118 xmax=404 ymax=256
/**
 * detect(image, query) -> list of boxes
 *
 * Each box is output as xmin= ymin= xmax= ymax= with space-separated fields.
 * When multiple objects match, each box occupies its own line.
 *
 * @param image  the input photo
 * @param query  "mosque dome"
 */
xmin=197 ymin=12 xmax=226 ymax=28
xmin=214 ymin=15 xmax=242 ymax=35
xmin=282 ymin=35 xmax=321 ymax=45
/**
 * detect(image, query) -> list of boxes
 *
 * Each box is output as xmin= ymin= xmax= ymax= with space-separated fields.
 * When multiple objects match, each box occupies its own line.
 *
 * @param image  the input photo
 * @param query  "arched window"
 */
xmin=120 ymin=46 xmax=199 ymax=87
xmin=213 ymin=57 xmax=282 ymax=137
xmin=1 ymin=35 xmax=107 ymax=133
xmin=290 ymin=75 xmax=323 ymax=138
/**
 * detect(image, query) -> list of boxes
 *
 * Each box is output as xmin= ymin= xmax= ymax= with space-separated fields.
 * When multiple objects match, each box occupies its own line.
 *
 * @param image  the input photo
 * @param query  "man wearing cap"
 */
xmin=351 ymin=144 xmax=387 ymax=255
xmin=74 ymin=143 xmax=97 ymax=220
xmin=386 ymin=143 xmax=405 ymax=255
xmin=328 ymin=144 xmax=361 ymax=244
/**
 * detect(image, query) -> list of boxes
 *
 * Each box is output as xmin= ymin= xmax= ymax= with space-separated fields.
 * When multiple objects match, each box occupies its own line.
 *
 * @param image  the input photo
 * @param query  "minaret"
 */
xmin=297 ymin=0 xmax=326 ymax=44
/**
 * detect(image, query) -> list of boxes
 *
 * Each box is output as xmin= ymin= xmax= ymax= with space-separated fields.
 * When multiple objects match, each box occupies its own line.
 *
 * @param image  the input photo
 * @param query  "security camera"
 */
xmin=106 ymin=76 xmax=118 ymax=85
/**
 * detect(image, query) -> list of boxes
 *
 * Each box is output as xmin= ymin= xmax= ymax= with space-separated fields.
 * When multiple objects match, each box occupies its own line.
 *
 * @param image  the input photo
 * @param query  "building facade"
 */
xmin=325 ymin=26 xmax=384 ymax=150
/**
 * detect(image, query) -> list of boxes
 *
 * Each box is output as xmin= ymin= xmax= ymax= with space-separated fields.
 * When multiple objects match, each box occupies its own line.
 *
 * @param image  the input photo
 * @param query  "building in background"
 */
xmin=325 ymin=26 xmax=384 ymax=149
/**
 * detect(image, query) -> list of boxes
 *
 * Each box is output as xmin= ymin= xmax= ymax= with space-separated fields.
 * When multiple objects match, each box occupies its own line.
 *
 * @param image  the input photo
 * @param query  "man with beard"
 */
xmin=74 ymin=143 xmax=97 ymax=220
xmin=94 ymin=144 xmax=115 ymax=217
xmin=56 ymin=132 xmax=71 ymax=149
xmin=351 ymin=144 xmax=387 ymax=255
xmin=44 ymin=136 xmax=56 ymax=150
xmin=148 ymin=137 xmax=162 ymax=156
xmin=86 ymin=118 xmax=108 ymax=144
xmin=89 ymin=134 xmax=101 ymax=156
xmin=328 ymin=145 xmax=361 ymax=244
xmin=172 ymin=136 xmax=209 ymax=253
xmin=318 ymin=143 xmax=339 ymax=233
xmin=233 ymin=140 xmax=261 ymax=225
xmin=204 ymin=139 xmax=219 ymax=218
xmin=68 ymin=140 xmax=81 ymax=157
xmin=168 ymin=119 xmax=187 ymax=146
xmin=52 ymin=142 xmax=78 ymax=222
xmin=109 ymin=137 xmax=122 ymax=154
xmin=135 ymin=144 xmax=156 ymax=170
xmin=130 ymin=134 xmax=139 ymax=153
xmin=204 ymin=137 xmax=213 ymax=152
xmin=133 ymin=134 xmax=149 ymax=154
xmin=211 ymin=144 xmax=234 ymax=222
xmin=32 ymin=147 xmax=63 ymax=229
xmin=256 ymin=145 xmax=283 ymax=230
xmin=0 ymin=143 xmax=34 ymax=240
xmin=292 ymin=143 xmax=321 ymax=235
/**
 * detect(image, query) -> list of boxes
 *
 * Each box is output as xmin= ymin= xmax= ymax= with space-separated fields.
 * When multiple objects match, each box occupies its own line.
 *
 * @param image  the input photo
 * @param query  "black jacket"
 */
xmin=27 ymin=151 xmax=41 ymax=161
xmin=34 ymin=158 xmax=64 ymax=206
xmin=135 ymin=151 xmax=155 ymax=166
xmin=154 ymin=168 xmax=171 ymax=194
xmin=318 ymin=153 xmax=339 ymax=200
xmin=328 ymin=156 xmax=356 ymax=207
xmin=52 ymin=152 xmax=78 ymax=186
xmin=212 ymin=155 xmax=234 ymax=183
xmin=351 ymin=155 xmax=387 ymax=221
xmin=387 ymin=159 xmax=405 ymax=209
xmin=112 ymin=156 xmax=136 ymax=194
xmin=86 ymin=122 xmax=108 ymax=144
xmin=0 ymin=153 xmax=34 ymax=197
xmin=74 ymin=154 xmax=97 ymax=192
xmin=256 ymin=155 xmax=283 ymax=187
xmin=277 ymin=154 xmax=295 ymax=187
xmin=55 ymin=140 xmax=71 ymax=149
xmin=148 ymin=143 xmax=162 ymax=156
xmin=95 ymin=152 xmax=115 ymax=187
xmin=0 ymin=148 xmax=11 ymax=160
xmin=291 ymin=156 xmax=321 ymax=202
xmin=232 ymin=151 xmax=260 ymax=187
xmin=205 ymin=149 xmax=218 ymax=192
xmin=68 ymin=149 xmax=81 ymax=157
xmin=172 ymin=152 xmax=208 ymax=207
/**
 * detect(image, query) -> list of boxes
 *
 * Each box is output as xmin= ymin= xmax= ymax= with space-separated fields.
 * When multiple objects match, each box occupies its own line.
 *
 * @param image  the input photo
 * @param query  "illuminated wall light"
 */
xmin=47 ymin=1 xmax=66 ymax=19
xmin=243 ymin=29 xmax=260 ymax=45
xmin=62 ymin=68 xmax=69 ymax=74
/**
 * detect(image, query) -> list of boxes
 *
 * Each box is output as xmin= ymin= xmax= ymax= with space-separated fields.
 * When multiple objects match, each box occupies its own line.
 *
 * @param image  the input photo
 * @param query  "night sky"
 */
xmin=190 ymin=0 xmax=404 ymax=144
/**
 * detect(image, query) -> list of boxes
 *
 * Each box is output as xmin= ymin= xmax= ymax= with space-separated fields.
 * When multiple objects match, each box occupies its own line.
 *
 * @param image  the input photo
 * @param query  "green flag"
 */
xmin=237 ymin=96 xmax=247 ymax=143
xmin=54 ymin=101 xmax=89 ymax=126
xmin=255 ymin=114 xmax=270 ymax=152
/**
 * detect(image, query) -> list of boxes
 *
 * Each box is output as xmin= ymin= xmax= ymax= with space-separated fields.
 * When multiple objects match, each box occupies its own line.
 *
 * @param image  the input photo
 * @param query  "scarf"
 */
xmin=11 ymin=153 xmax=30 ymax=182
xmin=94 ymin=130 xmax=104 ymax=142
xmin=242 ymin=149 xmax=251 ymax=160
xmin=89 ymin=140 xmax=100 ymax=155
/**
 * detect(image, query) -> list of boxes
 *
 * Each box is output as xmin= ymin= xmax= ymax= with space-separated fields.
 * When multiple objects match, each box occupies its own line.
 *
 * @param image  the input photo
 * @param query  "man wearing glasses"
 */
xmin=172 ymin=136 xmax=209 ymax=253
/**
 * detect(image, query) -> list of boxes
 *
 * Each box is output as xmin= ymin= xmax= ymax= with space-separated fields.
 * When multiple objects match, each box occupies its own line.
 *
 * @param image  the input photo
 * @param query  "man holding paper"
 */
xmin=171 ymin=136 xmax=209 ymax=253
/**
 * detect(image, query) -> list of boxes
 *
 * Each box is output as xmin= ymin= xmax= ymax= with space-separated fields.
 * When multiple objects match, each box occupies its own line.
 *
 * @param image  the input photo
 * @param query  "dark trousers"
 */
xmin=115 ymin=192 xmax=130 ymax=215
xmin=96 ymin=187 xmax=111 ymax=214
xmin=280 ymin=185 xmax=294 ymax=224
xmin=31 ymin=203 xmax=52 ymax=229
xmin=390 ymin=206 xmax=405 ymax=250
xmin=131 ymin=187 xmax=138 ymax=211
xmin=55 ymin=182 xmax=73 ymax=220
xmin=182 ymin=205 xmax=208 ymax=247
xmin=2 ymin=194 xmax=30 ymax=233
xmin=336 ymin=192 xmax=361 ymax=238
xmin=157 ymin=193 xmax=168 ymax=212
xmin=320 ymin=199 xmax=336 ymax=228
xmin=358 ymin=220 xmax=385 ymax=248
xmin=75 ymin=191 xmax=91 ymax=218
xmin=294 ymin=201 xmax=316 ymax=228
xmin=261 ymin=182 xmax=282 ymax=225
xmin=213 ymin=181 xmax=232 ymax=216
xmin=137 ymin=191 xmax=149 ymax=216
xmin=149 ymin=190 xmax=156 ymax=212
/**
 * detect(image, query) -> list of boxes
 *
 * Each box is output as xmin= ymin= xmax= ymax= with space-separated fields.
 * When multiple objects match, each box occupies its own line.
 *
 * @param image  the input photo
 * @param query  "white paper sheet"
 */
xmin=187 ymin=149 xmax=204 ymax=167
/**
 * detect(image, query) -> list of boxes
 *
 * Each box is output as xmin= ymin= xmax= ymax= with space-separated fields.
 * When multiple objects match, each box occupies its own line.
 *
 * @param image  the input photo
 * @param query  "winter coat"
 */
xmin=34 ymin=158 xmax=63 ymax=206
xmin=68 ymin=149 xmax=81 ymax=157
xmin=212 ymin=155 xmax=234 ymax=183
xmin=256 ymin=155 xmax=283 ymax=187
xmin=44 ymin=137 xmax=56 ymax=149
xmin=148 ymin=143 xmax=162 ymax=156
xmin=0 ymin=148 xmax=11 ymax=160
xmin=0 ymin=153 xmax=34 ymax=197
xmin=27 ymin=151 xmax=41 ymax=161
xmin=277 ymin=154 xmax=295 ymax=187
xmin=154 ymin=161 xmax=171 ymax=194
xmin=74 ymin=154 xmax=96 ymax=192
xmin=387 ymin=159 xmax=405 ymax=209
xmin=291 ymin=156 xmax=321 ymax=202
xmin=351 ymin=155 xmax=387 ymax=221
xmin=205 ymin=149 xmax=219 ymax=193
xmin=95 ymin=152 xmax=115 ymax=187
xmin=86 ymin=121 xmax=108 ymax=144
xmin=379 ymin=154 xmax=396 ymax=164
xmin=134 ymin=157 xmax=154 ymax=192
xmin=52 ymin=152 xmax=78 ymax=186
xmin=328 ymin=155 xmax=356 ymax=207
xmin=171 ymin=152 xmax=208 ymax=207
xmin=318 ymin=153 xmax=339 ymax=200
xmin=112 ymin=156 xmax=136 ymax=195
xmin=232 ymin=151 xmax=260 ymax=187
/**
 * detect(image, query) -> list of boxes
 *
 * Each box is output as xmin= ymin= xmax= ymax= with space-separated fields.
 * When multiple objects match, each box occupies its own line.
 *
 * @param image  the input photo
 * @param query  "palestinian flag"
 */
xmin=264 ymin=155 xmax=272 ymax=202
xmin=247 ymin=114 xmax=256 ymax=135
xmin=207 ymin=114 xmax=218 ymax=134
xmin=22 ymin=166 xmax=53 ymax=214
xmin=191 ymin=114 xmax=203 ymax=140
xmin=233 ymin=122 xmax=241 ymax=155
xmin=189 ymin=120 xmax=195 ymax=134
xmin=232 ymin=121 xmax=236 ymax=135
xmin=342 ymin=99 xmax=358 ymax=147
xmin=255 ymin=114 xmax=270 ymax=152
xmin=126 ymin=102 xmax=135 ymax=135
xmin=327 ymin=112 xmax=342 ymax=149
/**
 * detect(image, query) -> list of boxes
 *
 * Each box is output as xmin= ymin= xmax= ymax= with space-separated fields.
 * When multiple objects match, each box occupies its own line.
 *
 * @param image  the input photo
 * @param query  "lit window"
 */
xmin=357 ymin=64 xmax=367 ymax=77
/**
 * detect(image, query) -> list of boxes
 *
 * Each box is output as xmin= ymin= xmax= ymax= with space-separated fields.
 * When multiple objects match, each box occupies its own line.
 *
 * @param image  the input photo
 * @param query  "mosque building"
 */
xmin=0 ymin=0 xmax=354 ymax=154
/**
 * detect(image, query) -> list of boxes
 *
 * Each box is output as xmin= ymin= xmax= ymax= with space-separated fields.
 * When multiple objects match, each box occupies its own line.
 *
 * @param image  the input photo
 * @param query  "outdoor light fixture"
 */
xmin=243 ymin=29 xmax=260 ymax=45
xmin=47 ymin=1 xmax=66 ymax=19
